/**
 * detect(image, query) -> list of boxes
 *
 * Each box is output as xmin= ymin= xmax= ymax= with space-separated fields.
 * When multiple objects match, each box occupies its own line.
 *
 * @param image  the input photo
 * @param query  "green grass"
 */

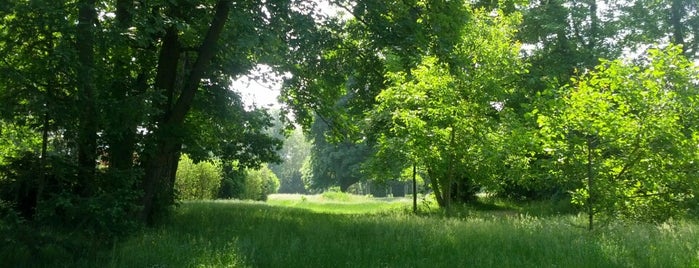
xmin=20 ymin=194 xmax=699 ymax=267
xmin=265 ymin=193 xmax=411 ymax=214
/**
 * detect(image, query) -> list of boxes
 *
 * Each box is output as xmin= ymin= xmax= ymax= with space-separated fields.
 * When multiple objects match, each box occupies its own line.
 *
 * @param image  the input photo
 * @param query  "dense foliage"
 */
xmin=537 ymin=45 xmax=699 ymax=226
xmin=2 ymin=2 xmax=699 ymax=263
xmin=175 ymin=154 xmax=222 ymax=200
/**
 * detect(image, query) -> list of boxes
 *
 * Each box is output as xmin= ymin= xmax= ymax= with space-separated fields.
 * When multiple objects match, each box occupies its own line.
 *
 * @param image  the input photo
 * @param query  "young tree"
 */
xmin=538 ymin=45 xmax=699 ymax=227
xmin=372 ymin=7 xmax=524 ymax=208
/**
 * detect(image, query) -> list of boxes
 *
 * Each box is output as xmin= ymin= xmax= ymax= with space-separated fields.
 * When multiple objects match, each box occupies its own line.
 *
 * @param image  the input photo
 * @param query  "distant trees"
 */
xmin=266 ymin=112 xmax=312 ymax=194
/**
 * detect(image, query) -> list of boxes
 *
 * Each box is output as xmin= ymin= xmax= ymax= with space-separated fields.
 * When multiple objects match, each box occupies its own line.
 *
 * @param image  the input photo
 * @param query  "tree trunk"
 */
xmin=140 ymin=140 xmax=181 ymax=224
xmin=442 ymin=126 xmax=457 ymax=209
xmin=140 ymin=0 xmax=232 ymax=224
xmin=670 ymin=0 xmax=686 ymax=53
xmin=76 ymin=0 xmax=98 ymax=190
xmin=412 ymin=163 xmax=417 ymax=213
xmin=586 ymin=135 xmax=595 ymax=230
xmin=427 ymin=167 xmax=445 ymax=207
xmin=108 ymin=0 xmax=139 ymax=172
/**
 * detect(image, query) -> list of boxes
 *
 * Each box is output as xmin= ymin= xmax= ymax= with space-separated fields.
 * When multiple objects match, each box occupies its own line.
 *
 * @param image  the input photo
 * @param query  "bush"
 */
xmin=0 ymin=152 xmax=143 ymax=266
xmin=175 ymin=154 xmax=222 ymax=200
xmin=217 ymin=163 xmax=280 ymax=201
xmin=242 ymin=164 xmax=280 ymax=201
xmin=321 ymin=187 xmax=352 ymax=202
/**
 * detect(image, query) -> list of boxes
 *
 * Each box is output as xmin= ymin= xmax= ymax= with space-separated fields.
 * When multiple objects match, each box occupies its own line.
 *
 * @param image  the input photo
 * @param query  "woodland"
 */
xmin=1 ymin=0 xmax=698 ymax=265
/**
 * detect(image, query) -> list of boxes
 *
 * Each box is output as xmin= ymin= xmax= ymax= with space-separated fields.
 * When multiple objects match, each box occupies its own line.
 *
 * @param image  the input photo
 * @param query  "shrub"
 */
xmin=242 ymin=164 xmax=280 ymax=201
xmin=175 ymin=154 xmax=222 ymax=200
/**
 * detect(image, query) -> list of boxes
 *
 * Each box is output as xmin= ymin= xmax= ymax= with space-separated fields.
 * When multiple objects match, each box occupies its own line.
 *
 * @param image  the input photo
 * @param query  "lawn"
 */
xmin=29 ymin=194 xmax=699 ymax=267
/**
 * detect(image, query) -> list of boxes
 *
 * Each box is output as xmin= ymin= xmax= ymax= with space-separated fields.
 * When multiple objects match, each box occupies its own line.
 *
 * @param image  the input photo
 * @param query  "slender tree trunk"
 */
xmin=586 ymin=135 xmax=595 ymax=230
xmin=76 ymin=0 xmax=98 ymax=189
xmin=443 ymin=126 xmax=457 ymax=209
xmin=428 ymin=167 xmax=445 ymax=207
xmin=412 ymin=163 xmax=417 ymax=213
xmin=140 ymin=0 xmax=232 ymax=224
xmin=36 ymin=105 xmax=49 ymax=212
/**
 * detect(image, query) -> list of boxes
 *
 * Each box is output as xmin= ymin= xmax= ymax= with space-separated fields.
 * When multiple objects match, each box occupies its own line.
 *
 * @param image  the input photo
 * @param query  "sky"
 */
xmin=231 ymin=65 xmax=284 ymax=110
xmin=231 ymin=0 xmax=346 ymax=110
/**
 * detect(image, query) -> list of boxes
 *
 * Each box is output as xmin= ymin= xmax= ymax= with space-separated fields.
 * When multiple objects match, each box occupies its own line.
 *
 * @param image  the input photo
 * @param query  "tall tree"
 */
xmin=371 ymin=7 xmax=524 ymax=208
xmin=0 ymin=0 xmax=330 ymax=226
xmin=618 ymin=0 xmax=699 ymax=58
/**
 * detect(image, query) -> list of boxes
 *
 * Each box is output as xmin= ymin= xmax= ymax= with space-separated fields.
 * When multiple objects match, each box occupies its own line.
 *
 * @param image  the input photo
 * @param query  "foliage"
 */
xmin=175 ymin=154 xmax=222 ymax=200
xmin=220 ymin=163 xmax=280 ymax=201
xmin=267 ymin=113 xmax=312 ymax=194
xmin=0 ymin=121 xmax=42 ymax=165
xmin=0 ymin=152 xmax=142 ymax=264
xmin=538 ymin=45 xmax=699 ymax=225
xmin=615 ymin=0 xmax=699 ymax=58
xmin=0 ymin=0 xmax=323 ymax=226
xmin=321 ymin=187 xmax=353 ymax=202
xmin=302 ymin=114 xmax=371 ymax=192
xmin=371 ymin=7 xmax=524 ymax=208
xmin=241 ymin=164 xmax=280 ymax=201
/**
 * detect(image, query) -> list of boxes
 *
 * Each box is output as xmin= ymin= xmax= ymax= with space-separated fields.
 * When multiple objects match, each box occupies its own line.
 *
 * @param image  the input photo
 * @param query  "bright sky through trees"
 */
xmin=232 ymin=65 xmax=284 ymax=110
xmin=232 ymin=0 xmax=345 ymax=110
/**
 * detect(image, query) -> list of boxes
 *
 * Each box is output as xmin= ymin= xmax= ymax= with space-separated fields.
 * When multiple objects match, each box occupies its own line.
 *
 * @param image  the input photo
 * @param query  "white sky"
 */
xmin=231 ymin=65 xmax=284 ymax=110
xmin=231 ymin=0 xmax=345 ymax=110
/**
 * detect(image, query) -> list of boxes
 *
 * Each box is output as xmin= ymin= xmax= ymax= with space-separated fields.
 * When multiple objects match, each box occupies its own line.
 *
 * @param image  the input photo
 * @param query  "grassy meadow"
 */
xmin=17 ymin=193 xmax=699 ymax=267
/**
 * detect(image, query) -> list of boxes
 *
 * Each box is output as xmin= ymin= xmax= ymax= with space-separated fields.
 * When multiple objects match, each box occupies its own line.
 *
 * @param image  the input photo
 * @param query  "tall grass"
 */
xmin=20 ymin=195 xmax=699 ymax=267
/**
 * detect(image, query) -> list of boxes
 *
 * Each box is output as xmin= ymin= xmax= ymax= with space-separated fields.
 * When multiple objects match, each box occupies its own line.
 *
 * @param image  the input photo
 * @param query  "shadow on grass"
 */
xmin=78 ymin=201 xmax=632 ymax=268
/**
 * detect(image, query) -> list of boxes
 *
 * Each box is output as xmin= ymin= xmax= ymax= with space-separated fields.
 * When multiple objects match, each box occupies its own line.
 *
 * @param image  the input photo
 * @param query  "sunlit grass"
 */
xmin=21 ymin=195 xmax=699 ymax=267
xmin=265 ymin=193 xmax=411 ymax=214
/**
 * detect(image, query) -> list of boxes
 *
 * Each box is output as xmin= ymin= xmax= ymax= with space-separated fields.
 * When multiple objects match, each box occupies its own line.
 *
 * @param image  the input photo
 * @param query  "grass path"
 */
xmin=65 ymin=194 xmax=699 ymax=268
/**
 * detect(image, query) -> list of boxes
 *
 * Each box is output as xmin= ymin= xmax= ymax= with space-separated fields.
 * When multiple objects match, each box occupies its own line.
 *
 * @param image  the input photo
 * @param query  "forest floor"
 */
xmin=21 ymin=194 xmax=699 ymax=267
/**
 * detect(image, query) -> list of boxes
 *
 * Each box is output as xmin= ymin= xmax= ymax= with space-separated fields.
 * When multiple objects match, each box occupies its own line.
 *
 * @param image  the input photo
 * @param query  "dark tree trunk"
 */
xmin=108 ymin=0 xmax=138 ymax=172
xmin=76 ymin=0 xmax=98 ymax=189
xmin=140 ymin=140 xmax=181 ymax=224
xmin=670 ymin=0 xmax=686 ymax=53
xmin=412 ymin=163 xmax=417 ymax=213
xmin=140 ymin=0 xmax=232 ymax=225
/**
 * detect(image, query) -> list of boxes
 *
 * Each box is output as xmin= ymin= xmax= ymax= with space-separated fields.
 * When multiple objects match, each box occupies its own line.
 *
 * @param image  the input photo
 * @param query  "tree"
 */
xmin=617 ymin=0 xmax=699 ymax=58
xmin=0 ymin=0 xmax=329 ymax=228
xmin=243 ymin=164 xmax=280 ymax=201
xmin=538 ymin=45 xmax=699 ymax=227
xmin=302 ymin=114 xmax=371 ymax=192
xmin=372 ymin=6 xmax=524 ymax=208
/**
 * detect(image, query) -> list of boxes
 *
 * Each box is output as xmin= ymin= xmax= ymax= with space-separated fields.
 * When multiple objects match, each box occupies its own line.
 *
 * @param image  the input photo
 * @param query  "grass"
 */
xmin=17 ymin=194 xmax=699 ymax=267
xmin=265 ymin=193 xmax=411 ymax=214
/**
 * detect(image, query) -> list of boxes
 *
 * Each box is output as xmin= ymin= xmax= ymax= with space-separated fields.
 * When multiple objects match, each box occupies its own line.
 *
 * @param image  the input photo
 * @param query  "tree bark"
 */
xmin=670 ymin=0 xmax=686 ymax=53
xmin=427 ymin=167 xmax=445 ymax=207
xmin=76 ymin=0 xmax=98 ymax=189
xmin=412 ymin=163 xmax=417 ymax=213
xmin=140 ymin=0 xmax=232 ymax=224
xmin=108 ymin=0 xmax=138 ymax=171
xmin=586 ymin=135 xmax=595 ymax=230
